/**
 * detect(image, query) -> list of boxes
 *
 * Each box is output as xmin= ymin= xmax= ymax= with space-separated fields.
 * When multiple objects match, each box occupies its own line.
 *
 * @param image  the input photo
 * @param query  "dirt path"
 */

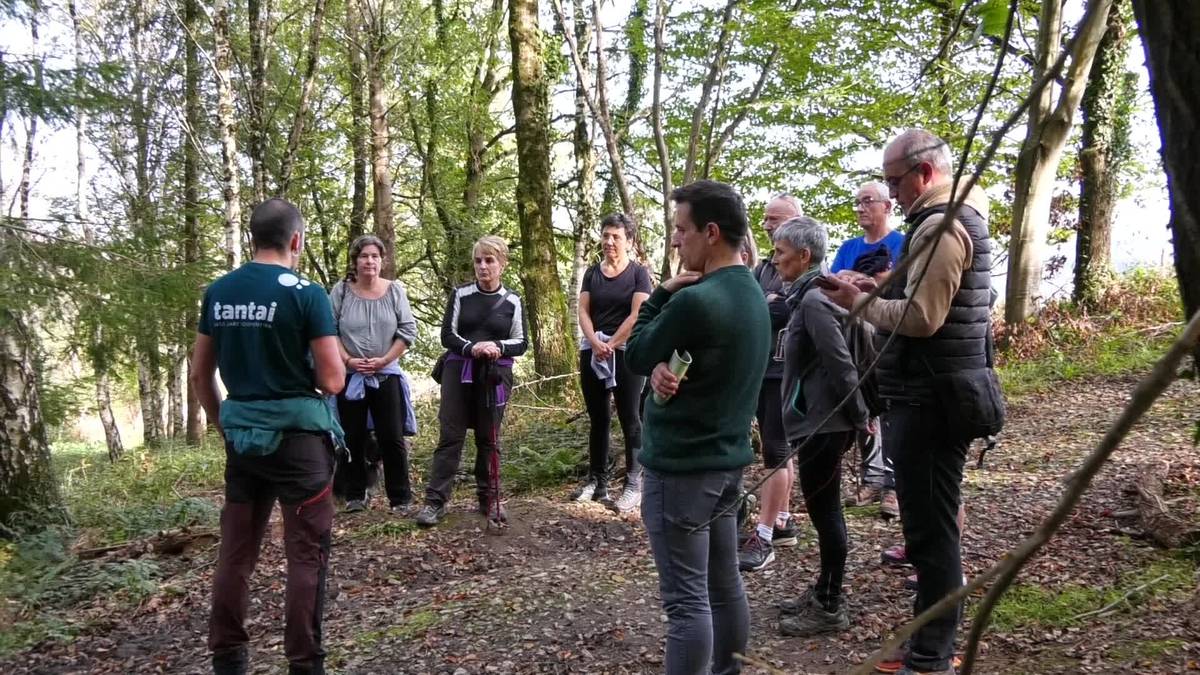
xmin=6 ymin=374 xmax=1199 ymax=674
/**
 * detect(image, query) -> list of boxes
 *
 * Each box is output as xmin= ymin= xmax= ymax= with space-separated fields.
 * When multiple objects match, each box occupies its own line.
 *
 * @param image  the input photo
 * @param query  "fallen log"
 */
xmin=75 ymin=526 xmax=219 ymax=560
xmin=1133 ymin=462 xmax=1200 ymax=549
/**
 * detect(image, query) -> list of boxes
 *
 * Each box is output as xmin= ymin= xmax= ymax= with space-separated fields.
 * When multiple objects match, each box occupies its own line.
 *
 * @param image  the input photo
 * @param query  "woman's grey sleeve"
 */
xmin=391 ymin=281 xmax=418 ymax=347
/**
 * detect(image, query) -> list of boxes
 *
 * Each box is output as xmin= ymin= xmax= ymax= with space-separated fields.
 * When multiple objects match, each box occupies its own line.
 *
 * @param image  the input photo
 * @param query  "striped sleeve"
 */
xmin=498 ymin=294 xmax=529 ymax=357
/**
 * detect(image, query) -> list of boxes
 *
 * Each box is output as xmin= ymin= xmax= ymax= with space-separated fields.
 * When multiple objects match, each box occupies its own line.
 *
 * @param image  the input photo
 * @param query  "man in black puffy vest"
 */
xmin=822 ymin=129 xmax=994 ymax=675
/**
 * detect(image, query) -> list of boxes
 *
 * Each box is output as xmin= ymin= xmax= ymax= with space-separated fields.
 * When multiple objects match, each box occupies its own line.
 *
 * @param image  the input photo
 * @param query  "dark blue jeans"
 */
xmin=887 ymin=402 xmax=970 ymax=672
xmin=642 ymin=467 xmax=748 ymax=675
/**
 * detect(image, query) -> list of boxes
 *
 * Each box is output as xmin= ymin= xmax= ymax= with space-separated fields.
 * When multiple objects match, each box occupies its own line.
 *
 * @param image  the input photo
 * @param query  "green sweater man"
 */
xmin=625 ymin=201 xmax=771 ymax=474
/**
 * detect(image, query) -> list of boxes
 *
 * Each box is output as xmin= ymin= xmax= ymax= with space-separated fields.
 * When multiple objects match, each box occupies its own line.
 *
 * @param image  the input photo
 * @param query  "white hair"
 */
xmin=773 ymin=216 xmax=827 ymax=265
xmin=857 ymin=181 xmax=891 ymax=203
xmin=888 ymin=129 xmax=953 ymax=175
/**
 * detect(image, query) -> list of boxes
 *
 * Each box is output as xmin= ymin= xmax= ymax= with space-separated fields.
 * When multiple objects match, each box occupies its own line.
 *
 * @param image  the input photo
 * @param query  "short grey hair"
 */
xmin=888 ymin=129 xmax=953 ymax=175
xmin=772 ymin=216 xmax=827 ymax=265
xmin=857 ymin=181 xmax=891 ymax=204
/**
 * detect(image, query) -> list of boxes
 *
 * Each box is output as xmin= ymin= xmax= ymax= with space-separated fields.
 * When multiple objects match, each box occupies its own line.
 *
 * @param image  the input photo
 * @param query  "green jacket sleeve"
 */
xmin=624 ymin=287 xmax=693 ymax=377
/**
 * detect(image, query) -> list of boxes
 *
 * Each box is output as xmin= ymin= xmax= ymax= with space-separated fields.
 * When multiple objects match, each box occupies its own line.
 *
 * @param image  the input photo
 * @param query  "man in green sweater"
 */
xmin=626 ymin=180 xmax=771 ymax=675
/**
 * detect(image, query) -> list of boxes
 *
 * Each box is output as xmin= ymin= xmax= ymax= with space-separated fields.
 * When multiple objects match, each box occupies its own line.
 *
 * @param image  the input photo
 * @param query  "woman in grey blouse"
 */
xmin=331 ymin=235 xmax=418 ymax=513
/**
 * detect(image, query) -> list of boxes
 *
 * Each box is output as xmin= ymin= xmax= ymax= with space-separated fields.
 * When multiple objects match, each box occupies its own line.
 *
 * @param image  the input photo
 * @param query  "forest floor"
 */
xmin=3 ymin=371 xmax=1200 ymax=674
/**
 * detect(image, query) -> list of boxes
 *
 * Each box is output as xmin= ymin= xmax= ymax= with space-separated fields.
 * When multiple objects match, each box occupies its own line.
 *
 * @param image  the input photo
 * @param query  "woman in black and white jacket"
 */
xmin=415 ymin=235 xmax=528 ymax=527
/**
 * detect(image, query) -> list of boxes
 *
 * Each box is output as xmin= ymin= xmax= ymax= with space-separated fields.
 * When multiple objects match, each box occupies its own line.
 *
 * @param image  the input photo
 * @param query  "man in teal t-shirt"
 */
xmin=191 ymin=198 xmax=345 ymax=675
xmin=626 ymin=180 xmax=770 ymax=675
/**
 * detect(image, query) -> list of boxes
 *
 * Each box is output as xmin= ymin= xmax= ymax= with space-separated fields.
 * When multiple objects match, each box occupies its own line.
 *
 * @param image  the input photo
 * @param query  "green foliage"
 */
xmin=55 ymin=440 xmax=223 ymax=544
xmin=997 ymin=269 xmax=1183 ymax=400
xmin=988 ymin=556 xmax=1195 ymax=631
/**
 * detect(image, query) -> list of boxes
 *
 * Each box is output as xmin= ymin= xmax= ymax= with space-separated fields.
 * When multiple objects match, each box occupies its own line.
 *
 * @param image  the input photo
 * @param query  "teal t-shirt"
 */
xmin=198 ymin=262 xmax=337 ymax=401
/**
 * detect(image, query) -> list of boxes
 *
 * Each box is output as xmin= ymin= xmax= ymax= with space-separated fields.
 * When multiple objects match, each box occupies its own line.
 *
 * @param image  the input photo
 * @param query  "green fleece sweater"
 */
xmin=625 ymin=265 xmax=771 ymax=473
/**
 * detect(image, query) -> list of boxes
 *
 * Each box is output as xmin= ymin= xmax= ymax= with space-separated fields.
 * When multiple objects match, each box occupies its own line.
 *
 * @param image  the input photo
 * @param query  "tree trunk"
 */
xmin=1004 ymin=0 xmax=1113 ymax=325
xmin=248 ymin=0 xmax=269 ymax=203
xmin=600 ymin=0 xmax=647 ymax=216
xmin=137 ymin=338 xmax=164 ymax=447
xmin=1074 ymin=1 xmax=1133 ymax=308
xmin=277 ymin=0 xmax=329 ymax=196
xmin=18 ymin=5 xmax=40 ymax=220
xmin=0 ymin=308 xmax=58 ymax=525
xmin=510 ymin=0 xmax=574 ymax=378
xmin=167 ymin=348 xmax=184 ymax=439
xmin=183 ymin=0 xmax=204 ymax=443
xmin=1130 ymin=0 xmax=1200 ymax=359
xmin=346 ymin=0 xmax=368 ymax=259
xmin=214 ymin=0 xmax=243 ymax=270
xmin=70 ymin=0 xmax=126 ymax=458
xmin=652 ymin=0 xmax=674 ymax=282
xmin=366 ymin=9 xmax=395 ymax=279
xmin=567 ymin=0 xmax=597 ymax=326
xmin=682 ymin=0 xmax=736 ymax=187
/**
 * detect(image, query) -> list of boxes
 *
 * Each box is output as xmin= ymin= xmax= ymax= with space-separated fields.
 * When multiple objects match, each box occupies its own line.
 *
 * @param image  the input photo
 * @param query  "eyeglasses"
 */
xmin=884 ymin=164 xmax=920 ymax=190
xmin=854 ymin=197 xmax=888 ymax=209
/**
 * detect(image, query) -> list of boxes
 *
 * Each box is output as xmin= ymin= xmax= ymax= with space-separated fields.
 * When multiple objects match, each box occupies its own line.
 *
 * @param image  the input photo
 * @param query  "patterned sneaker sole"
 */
xmin=739 ymin=550 xmax=775 ymax=572
xmin=772 ymin=534 xmax=799 ymax=547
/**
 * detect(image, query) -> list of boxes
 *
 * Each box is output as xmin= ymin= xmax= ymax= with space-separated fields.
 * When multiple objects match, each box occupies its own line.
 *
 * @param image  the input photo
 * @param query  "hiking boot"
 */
xmin=612 ymin=484 xmax=641 ymax=512
xmin=772 ymin=514 xmax=799 ymax=547
xmin=738 ymin=532 xmax=775 ymax=572
xmin=846 ymin=484 xmax=881 ymax=507
xmin=903 ymin=573 xmax=918 ymax=591
xmin=778 ymin=587 xmax=818 ymax=615
xmin=778 ymin=598 xmax=849 ymax=637
xmin=593 ymin=481 xmax=609 ymax=502
xmin=212 ymin=647 xmax=248 ymax=675
xmin=570 ymin=479 xmax=597 ymax=502
xmin=881 ymin=543 xmax=908 ymax=566
xmin=389 ymin=501 xmax=414 ymax=516
xmin=414 ymin=504 xmax=446 ymax=527
xmin=344 ymin=499 xmax=367 ymax=513
xmin=880 ymin=489 xmax=899 ymax=519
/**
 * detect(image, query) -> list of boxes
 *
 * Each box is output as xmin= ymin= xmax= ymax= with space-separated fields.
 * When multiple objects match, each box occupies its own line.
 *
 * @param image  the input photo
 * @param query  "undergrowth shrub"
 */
xmin=996 ymin=269 xmax=1182 ymax=398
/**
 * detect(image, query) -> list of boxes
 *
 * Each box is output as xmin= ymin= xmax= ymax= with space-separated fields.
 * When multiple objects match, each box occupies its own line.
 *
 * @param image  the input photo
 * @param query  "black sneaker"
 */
xmin=778 ymin=598 xmax=848 ymax=636
xmin=772 ymin=514 xmax=799 ymax=547
xmin=415 ymin=504 xmax=446 ymax=527
xmin=738 ymin=532 xmax=775 ymax=572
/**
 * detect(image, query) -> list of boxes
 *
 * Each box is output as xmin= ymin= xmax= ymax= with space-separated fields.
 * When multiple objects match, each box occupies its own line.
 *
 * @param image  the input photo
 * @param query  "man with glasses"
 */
xmin=821 ymin=129 xmax=994 ymax=675
xmin=831 ymin=181 xmax=903 ymax=519
xmin=830 ymin=182 xmax=904 ymax=274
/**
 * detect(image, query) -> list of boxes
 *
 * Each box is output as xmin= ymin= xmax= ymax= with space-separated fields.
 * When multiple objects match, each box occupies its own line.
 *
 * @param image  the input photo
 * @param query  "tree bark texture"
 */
xmin=346 ymin=0 xmax=369 ymax=261
xmin=1074 ymin=1 xmax=1133 ymax=307
xmin=1004 ymin=0 xmax=1113 ymax=324
xmin=214 ymin=0 xmax=243 ymax=270
xmin=367 ymin=10 xmax=396 ymax=279
xmin=183 ymin=0 xmax=204 ymax=443
xmin=0 ymin=308 xmax=58 ymax=524
xmin=277 ymin=0 xmax=329 ymax=196
xmin=510 ymin=0 xmax=574 ymax=378
xmin=567 ymin=0 xmax=597 ymax=327
xmin=652 ymin=0 xmax=674 ymax=281
xmin=1131 ymin=0 xmax=1200 ymax=355
xmin=18 ymin=6 xmax=41 ymax=221
xmin=248 ymin=0 xmax=270 ymax=203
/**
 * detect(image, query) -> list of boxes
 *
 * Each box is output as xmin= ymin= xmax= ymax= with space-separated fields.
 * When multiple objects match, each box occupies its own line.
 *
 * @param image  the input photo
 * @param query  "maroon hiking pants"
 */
xmin=209 ymin=432 xmax=334 ymax=675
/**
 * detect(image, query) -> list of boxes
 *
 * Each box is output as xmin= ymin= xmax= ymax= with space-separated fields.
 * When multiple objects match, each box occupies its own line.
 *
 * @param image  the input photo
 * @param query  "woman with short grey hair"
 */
xmin=771 ymin=216 xmax=870 ymax=637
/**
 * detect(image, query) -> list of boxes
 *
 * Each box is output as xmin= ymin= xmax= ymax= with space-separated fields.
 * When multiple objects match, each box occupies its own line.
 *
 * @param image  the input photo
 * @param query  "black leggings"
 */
xmin=579 ymin=349 xmax=645 ymax=482
xmin=797 ymin=430 xmax=855 ymax=611
xmin=337 ymin=375 xmax=411 ymax=506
